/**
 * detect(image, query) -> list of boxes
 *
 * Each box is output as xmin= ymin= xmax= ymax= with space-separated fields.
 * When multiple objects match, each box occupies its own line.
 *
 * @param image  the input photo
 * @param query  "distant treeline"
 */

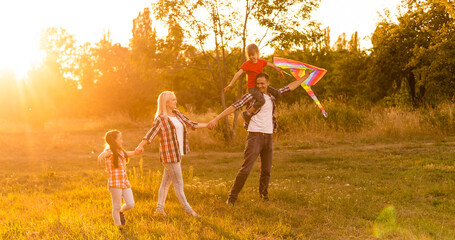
xmin=0 ymin=0 xmax=453 ymax=126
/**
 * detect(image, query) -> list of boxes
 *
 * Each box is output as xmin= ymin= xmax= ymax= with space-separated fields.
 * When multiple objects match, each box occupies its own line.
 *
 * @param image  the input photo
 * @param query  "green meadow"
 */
xmin=1 ymin=107 xmax=455 ymax=239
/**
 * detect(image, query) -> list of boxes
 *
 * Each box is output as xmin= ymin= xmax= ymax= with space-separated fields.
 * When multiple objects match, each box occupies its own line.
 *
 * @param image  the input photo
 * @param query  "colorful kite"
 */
xmin=273 ymin=57 xmax=328 ymax=117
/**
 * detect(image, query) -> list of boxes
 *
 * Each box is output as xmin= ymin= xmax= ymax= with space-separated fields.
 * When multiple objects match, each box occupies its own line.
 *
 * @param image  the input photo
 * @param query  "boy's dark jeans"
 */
xmin=228 ymin=133 xmax=273 ymax=201
xmin=248 ymin=87 xmax=282 ymax=110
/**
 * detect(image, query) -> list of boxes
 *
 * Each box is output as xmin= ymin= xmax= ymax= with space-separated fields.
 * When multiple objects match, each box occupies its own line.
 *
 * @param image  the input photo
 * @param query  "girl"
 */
xmin=135 ymin=91 xmax=207 ymax=217
xmin=98 ymin=130 xmax=139 ymax=230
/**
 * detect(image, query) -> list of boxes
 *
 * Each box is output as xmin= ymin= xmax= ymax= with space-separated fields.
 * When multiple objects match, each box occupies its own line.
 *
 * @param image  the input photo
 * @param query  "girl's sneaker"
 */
xmin=119 ymin=212 xmax=125 ymax=225
xmin=186 ymin=210 xmax=200 ymax=218
xmin=155 ymin=210 xmax=167 ymax=216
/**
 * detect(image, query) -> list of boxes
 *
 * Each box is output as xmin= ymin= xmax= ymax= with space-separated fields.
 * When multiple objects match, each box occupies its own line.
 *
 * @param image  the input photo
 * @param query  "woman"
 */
xmin=135 ymin=91 xmax=207 ymax=217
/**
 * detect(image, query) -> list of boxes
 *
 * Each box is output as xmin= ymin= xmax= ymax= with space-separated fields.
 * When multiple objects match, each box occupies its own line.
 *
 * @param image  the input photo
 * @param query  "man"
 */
xmin=207 ymin=70 xmax=312 ymax=205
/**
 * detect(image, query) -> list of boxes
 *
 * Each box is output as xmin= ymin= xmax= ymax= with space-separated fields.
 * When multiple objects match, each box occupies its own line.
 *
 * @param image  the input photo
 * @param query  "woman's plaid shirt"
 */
xmin=143 ymin=110 xmax=198 ymax=163
xmin=104 ymin=149 xmax=131 ymax=189
xmin=232 ymin=86 xmax=291 ymax=133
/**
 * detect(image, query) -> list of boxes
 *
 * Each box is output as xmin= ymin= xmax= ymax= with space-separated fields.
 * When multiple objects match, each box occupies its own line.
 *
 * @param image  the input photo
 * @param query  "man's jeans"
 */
xmin=229 ymin=132 xmax=273 ymax=201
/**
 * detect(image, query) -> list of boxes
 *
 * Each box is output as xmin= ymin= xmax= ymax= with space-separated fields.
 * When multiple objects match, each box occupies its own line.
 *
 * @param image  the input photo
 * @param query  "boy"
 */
xmin=224 ymin=44 xmax=284 ymax=122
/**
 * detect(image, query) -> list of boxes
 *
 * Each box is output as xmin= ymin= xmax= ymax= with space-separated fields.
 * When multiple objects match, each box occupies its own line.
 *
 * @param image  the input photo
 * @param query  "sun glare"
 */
xmin=0 ymin=0 xmax=401 ymax=81
xmin=0 ymin=38 xmax=41 ymax=80
xmin=0 ymin=2 xmax=42 ymax=80
xmin=0 ymin=0 xmax=154 ymax=81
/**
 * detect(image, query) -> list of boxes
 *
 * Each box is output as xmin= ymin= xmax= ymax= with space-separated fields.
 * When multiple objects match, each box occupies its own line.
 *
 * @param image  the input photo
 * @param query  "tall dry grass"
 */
xmin=0 ymin=102 xmax=453 ymax=150
xmin=275 ymin=101 xmax=455 ymax=146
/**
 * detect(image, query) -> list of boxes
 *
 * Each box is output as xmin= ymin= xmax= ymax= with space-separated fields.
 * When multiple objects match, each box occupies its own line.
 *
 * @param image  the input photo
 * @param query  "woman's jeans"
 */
xmin=157 ymin=162 xmax=193 ymax=212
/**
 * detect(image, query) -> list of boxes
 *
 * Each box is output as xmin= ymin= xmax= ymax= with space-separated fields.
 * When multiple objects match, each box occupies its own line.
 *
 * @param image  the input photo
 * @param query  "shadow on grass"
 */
xmin=199 ymin=217 xmax=241 ymax=240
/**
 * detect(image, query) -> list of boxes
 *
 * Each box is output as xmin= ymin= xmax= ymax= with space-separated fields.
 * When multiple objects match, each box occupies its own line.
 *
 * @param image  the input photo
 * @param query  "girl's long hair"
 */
xmin=104 ymin=130 xmax=129 ymax=168
xmin=155 ymin=91 xmax=176 ymax=120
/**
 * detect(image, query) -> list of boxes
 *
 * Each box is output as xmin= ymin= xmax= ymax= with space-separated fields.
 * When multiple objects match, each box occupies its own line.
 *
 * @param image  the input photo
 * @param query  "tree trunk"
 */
xmin=231 ymin=0 xmax=250 ymax=139
xmin=407 ymin=70 xmax=416 ymax=108
xmin=217 ymin=3 xmax=233 ymax=141
xmin=212 ymin=3 xmax=231 ymax=142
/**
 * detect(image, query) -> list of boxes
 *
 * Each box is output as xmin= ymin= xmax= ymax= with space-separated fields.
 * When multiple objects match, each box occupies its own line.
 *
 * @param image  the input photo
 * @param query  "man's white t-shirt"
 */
xmin=247 ymin=94 xmax=274 ymax=134
xmin=169 ymin=116 xmax=185 ymax=156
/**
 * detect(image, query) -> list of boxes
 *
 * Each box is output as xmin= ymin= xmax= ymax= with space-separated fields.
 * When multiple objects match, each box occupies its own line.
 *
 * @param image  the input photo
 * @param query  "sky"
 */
xmin=313 ymin=0 xmax=401 ymax=49
xmin=0 ymin=0 xmax=401 ymax=79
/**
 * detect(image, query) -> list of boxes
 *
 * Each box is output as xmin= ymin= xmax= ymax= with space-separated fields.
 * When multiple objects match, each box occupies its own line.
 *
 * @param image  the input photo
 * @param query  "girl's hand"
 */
xmin=97 ymin=151 xmax=108 ymax=168
xmin=126 ymin=150 xmax=140 ymax=157
xmin=98 ymin=155 xmax=104 ymax=168
xmin=135 ymin=146 xmax=144 ymax=155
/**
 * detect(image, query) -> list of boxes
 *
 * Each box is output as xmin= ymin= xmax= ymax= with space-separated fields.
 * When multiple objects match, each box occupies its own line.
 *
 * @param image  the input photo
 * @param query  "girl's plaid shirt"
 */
xmin=143 ymin=110 xmax=198 ymax=163
xmin=104 ymin=149 xmax=131 ymax=189
xmin=232 ymin=86 xmax=291 ymax=133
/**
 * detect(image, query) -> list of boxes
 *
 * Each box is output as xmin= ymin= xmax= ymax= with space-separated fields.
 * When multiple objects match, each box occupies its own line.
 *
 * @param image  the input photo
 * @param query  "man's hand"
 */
xmin=287 ymin=70 xmax=314 ymax=91
xmin=207 ymin=119 xmax=218 ymax=130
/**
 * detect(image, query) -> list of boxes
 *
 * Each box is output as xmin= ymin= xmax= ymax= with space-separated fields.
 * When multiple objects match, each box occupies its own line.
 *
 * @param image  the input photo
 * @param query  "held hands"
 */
xmin=134 ymin=146 xmax=144 ymax=155
xmin=207 ymin=119 xmax=218 ymax=130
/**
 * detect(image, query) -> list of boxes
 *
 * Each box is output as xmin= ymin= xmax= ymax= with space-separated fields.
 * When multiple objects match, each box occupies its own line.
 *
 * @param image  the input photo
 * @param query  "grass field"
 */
xmin=1 ymin=124 xmax=455 ymax=240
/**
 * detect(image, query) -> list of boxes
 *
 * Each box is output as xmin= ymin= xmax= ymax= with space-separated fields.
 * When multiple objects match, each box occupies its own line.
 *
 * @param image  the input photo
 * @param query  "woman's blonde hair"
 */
xmin=155 ymin=91 xmax=176 ymax=119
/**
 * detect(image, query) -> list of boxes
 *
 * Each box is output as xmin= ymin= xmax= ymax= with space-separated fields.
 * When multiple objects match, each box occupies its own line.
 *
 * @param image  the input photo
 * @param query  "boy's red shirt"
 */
xmin=241 ymin=59 xmax=268 ymax=89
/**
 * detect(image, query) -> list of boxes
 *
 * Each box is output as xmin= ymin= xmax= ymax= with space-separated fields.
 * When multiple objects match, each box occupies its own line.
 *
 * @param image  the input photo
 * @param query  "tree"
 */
xmin=89 ymin=32 xmax=136 ymax=115
xmin=26 ymin=27 xmax=78 ymax=125
xmin=253 ymin=0 xmax=321 ymax=49
xmin=154 ymin=0 xmax=242 ymax=141
xmin=321 ymin=32 xmax=369 ymax=104
xmin=129 ymin=8 xmax=162 ymax=118
xmin=153 ymin=0 xmax=321 ymax=141
xmin=369 ymin=0 xmax=455 ymax=106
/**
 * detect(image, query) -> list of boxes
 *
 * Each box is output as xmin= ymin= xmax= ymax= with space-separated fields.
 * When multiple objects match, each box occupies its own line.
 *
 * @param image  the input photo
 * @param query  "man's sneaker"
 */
xmin=119 ymin=212 xmax=125 ymax=225
xmin=242 ymin=111 xmax=252 ymax=123
xmin=226 ymin=198 xmax=235 ymax=206
xmin=260 ymin=195 xmax=269 ymax=201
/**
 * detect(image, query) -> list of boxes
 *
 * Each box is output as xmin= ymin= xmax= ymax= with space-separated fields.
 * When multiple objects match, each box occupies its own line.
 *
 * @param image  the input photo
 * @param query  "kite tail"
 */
xmin=302 ymin=84 xmax=328 ymax=118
